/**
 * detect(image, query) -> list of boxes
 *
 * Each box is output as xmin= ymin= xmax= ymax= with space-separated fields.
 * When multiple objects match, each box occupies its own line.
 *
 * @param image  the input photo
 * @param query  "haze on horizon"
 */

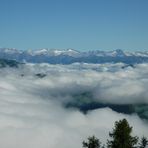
xmin=0 ymin=0 xmax=148 ymax=51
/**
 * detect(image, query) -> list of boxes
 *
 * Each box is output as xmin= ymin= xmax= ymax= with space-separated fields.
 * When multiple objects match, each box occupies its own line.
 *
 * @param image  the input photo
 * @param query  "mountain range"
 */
xmin=0 ymin=48 xmax=148 ymax=64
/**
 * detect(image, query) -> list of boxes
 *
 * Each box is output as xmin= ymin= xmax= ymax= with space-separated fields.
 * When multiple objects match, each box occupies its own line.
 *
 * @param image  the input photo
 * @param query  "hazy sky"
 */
xmin=0 ymin=0 xmax=148 ymax=51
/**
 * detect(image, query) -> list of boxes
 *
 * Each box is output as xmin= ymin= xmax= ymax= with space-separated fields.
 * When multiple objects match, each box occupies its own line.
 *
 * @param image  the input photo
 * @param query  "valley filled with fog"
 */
xmin=0 ymin=62 xmax=148 ymax=148
xmin=0 ymin=63 xmax=148 ymax=148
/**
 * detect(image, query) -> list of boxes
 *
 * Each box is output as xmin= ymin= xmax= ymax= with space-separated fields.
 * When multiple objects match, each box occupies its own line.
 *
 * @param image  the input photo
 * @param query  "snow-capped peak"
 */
xmin=0 ymin=48 xmax=148 ymax=64
xmin=110 ymin=49 xmax=126 ymax=57
xmin=0 ymin=48 xmax=21 ymax=54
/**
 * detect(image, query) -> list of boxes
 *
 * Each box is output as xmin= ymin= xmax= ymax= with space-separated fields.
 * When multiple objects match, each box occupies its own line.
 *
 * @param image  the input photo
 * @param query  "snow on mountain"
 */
xmin=0 ymin=48 xmax=148 ymax=64
xmin=0 ymin=48 xmax=22 ymax=54
xmin=26 ymin=49 xmax=49 ymax=56
xmin=133 ymin=51 xmax=148 ymax=57
xmin=47 ymin=48 xmax=80 ymax=57
xmin=24 ymin=48 xmax=80 ymax=57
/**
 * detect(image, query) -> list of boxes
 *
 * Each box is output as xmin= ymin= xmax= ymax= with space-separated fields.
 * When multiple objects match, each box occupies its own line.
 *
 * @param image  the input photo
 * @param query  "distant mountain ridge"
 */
xmin=0 ymin=48 xmax=148 ymax=64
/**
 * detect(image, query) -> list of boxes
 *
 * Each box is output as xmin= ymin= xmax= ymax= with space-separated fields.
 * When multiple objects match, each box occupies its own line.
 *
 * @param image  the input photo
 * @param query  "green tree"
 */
xmin=107 ymin=118 xmax=138 ymax=148
xmin=138 ymin=136 xmax=148 ymax=148
xmin=83 ymin=135 xmax=102 ymax=148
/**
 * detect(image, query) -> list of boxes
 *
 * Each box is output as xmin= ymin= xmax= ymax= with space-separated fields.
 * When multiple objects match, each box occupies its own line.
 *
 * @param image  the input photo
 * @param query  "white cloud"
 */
xmin=0 ymin=63 xmax=148 ymax=148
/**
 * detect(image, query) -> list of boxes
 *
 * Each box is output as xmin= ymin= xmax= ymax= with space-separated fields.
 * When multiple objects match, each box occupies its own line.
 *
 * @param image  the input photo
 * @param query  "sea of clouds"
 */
xmin=0 ymin=63 xmax=148 ymax=148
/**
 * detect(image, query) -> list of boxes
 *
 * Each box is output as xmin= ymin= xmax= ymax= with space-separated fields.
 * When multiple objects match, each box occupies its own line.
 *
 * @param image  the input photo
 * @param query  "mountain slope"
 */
xmin=0 ymin=48 xmax=148 ymax=64
xmin=0 ymin=58 xmax=20 ymax=67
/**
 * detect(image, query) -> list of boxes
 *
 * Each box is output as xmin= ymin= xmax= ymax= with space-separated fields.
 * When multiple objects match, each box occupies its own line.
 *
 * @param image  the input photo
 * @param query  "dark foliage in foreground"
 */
xmin=83 ymin=136 xmax=102 ymax=148
xmin=138 ymin=136 xmax=148 ymax=148
xmin=82 ymin=119 xmax=148 ymax=148
xmin=107 ymin=119 xmax=138 ymax=148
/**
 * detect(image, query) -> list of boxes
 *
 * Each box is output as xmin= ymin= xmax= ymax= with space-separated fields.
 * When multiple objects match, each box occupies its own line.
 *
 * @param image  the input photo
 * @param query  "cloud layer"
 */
xmin=0 ymin=63 xmax=148 ymax=148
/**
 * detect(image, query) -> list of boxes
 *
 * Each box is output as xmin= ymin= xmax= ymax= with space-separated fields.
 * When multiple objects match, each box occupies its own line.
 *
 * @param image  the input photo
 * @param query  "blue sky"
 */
xmin=0 ymin=0 xmax=148 ymax=51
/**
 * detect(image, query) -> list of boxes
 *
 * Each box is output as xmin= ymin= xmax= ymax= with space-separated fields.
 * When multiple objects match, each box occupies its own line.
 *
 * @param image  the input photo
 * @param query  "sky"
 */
xmin=0 ymin=0 xmax=148 ymax=51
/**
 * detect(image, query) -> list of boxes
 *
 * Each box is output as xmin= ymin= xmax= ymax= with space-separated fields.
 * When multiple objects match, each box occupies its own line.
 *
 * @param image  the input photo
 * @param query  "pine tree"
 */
xmin=83 ymin=135 xmax=102 ymax=148
xmin=138 ymin=136 xmax=148 ymax=148
xmin=107 ymin=118 xmax=138 ymax=148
